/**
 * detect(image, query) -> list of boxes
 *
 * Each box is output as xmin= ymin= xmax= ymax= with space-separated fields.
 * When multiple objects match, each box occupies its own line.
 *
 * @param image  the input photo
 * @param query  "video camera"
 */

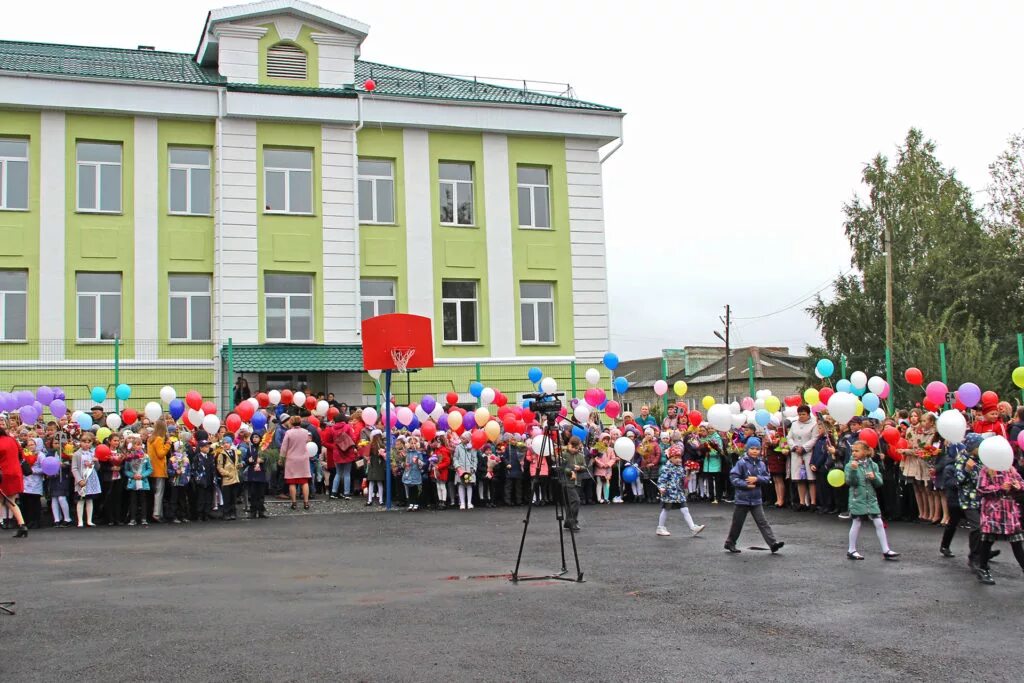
xmin=524 ymin=391 xmax=564 ymax=419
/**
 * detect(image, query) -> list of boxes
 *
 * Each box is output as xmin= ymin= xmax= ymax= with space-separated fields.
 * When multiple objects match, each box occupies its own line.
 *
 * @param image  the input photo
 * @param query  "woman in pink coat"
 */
xmin=280 ymin=416 xmax=312 ymax=510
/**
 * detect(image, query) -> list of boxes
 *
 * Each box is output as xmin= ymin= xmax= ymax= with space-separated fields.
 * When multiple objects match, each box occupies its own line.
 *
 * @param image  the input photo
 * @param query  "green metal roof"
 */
xmin=0 ymin=39 xmax=619 ymax=112
xmin=224 ymin=344 xmax=363 ymax=372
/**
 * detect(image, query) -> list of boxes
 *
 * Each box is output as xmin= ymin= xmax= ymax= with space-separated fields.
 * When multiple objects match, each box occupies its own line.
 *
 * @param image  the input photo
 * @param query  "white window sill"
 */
xmin=75 ymin=339 xmax=118 ymax=344
xmin=521 ymin=341 xmax=558 ymax=346
xmin=442 ymin=341 xmax=483 ymax=346
xmin=0 ymin=207 xmax=29 ymax=213
xmin=76 ymin=209 xmax=123 ymax=215
xmin=359 ymin=221 xmax=397 ymax=227
xmin=168 ymin=339 xmax=212 ymax=344
xmin=0 ymin=339 xmax=28 ymax=344
xmin=264 ymin=211 xmax=316 ymax=217
xmin=168 ymin=212 xmax=212 ymax=218
xmin=264 ymin=339 xmax=316 ymax=344
xmin=439 ymin=222 xmax=477 ymax=228
xmin=518 ymin=225 xmax=553 ymax=231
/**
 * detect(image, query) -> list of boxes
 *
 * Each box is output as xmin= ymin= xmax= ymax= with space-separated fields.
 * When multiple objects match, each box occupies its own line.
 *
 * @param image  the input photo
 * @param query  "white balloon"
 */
xmin=188 ymin=409 xmax=205 ymax=428
xmin=316 ymin=400 xmax=330 ymax=416
xmin=540 ymin=377 xmax=558 ymax=394
xmin=415 ymin=406 xmax=429 ymax=423
xmin=731 ymin=413 xmax=746 ymax=429
xmin=397 ymin=407 xmax=414 ymax=425
xmin=867 ymin=376 xmax=885 ymax=395
xmin=293 ymin=391 xmax=306 ymax=408
xmin=159 ymin=386 xmax=176 ymax=404
xmin=202 ymin=414 xmax=221 ymax=434
xmin=613 ymin=436 xmax=635 ymax=461
xmin=306 ymin=441 xmax=319 ymax=458
xmin=850 ymin=371 xmax=868 ymax=390
xmin=754 ymin=398 xmax=766 ymax=410
xmin=530 ymin=434 xmax=550 ymax=456
xmin=815 ymin=368 xmax=824 ymax=379
xmin=144 ymin=401 xmax=163 ymax=422
xmin=106 ymin=414 xmax=122 ymax=430
xmin=979 ymin=435 xmax=1014 ymax=472
xmin=827 ymin=392 xmax=858 ymax=425
xmin=784 ymin=406 xmax=798 ymax=419
xmin=729 ymin=401 xmax=741 ymax=415
xmin=745 ymin=410 xmax=757 ymax=425
xmin=480 ymin=388 xmax=496 ymax=406
xmin=707 ymin=404 xmax=733 ymax=431
xmin=268 ymin=390 xmax=281 ymax=406
xmin=756 ymin=389 xmax=772 ymax=399
xmin=247 ymin=397 xmax=260 ymax=412
xmin=936 ymin=410 xmax=967 ymax=444
xmin=769 ymin=413 xmax=782 ymax=427
xmin=585 ymin=368 xmax=601 ymax=386
xmin=368 ymin=369 xmax=383 ymax=380
xmin=71 ymin=410 xmax=83 ymax=422
xmin=429 ymin=404 xmax=443 ymax=420
xmin=574 ymin=404 xmax=591 ymax=423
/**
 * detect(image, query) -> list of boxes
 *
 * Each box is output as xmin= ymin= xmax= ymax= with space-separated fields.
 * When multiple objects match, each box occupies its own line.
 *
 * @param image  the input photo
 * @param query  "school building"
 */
xmin=0 ymin=0 xmax=623 ymax=408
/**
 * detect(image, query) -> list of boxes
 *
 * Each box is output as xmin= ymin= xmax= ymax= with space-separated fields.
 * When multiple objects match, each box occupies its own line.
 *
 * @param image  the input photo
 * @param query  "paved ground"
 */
xmin=1 ymin=501 xmax=1022 ymax=682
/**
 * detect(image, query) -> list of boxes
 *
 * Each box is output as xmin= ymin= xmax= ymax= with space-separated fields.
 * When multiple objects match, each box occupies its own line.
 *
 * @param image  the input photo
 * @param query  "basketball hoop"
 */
xmin=389 ymin=347 xmax=416 ymax=373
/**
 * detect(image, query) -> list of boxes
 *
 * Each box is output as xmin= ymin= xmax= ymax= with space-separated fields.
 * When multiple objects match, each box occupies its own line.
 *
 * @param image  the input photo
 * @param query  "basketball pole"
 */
xmin=384 ymin=369 xmax=393 ymax=510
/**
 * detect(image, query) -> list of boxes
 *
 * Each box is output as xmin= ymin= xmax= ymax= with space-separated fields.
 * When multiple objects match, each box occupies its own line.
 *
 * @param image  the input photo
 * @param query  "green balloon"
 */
xmin=827 ymin=469 xmax=846 ymax=488
xmin=1013 ymin=366 xmax=1024 ymax=390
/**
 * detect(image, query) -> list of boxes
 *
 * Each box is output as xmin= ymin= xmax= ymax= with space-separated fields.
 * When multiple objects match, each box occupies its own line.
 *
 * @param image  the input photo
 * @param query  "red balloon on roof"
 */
xmin=363 ymin=78 xmax=376 ymax=92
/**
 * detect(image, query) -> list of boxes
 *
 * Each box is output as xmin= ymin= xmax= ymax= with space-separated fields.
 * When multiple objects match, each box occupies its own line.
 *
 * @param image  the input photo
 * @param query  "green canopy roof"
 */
xmin=223 ymin=345 xmax=363 ymax=372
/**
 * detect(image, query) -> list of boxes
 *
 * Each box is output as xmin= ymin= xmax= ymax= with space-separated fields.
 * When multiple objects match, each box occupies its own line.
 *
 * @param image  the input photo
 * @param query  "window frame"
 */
xmin=76 ymin=141 xmax=123 ymax=214
xmin=263 ymin=147 xmax=314 ymax=216
xmin=0 ymin=138 xmax=29 ymax=212
xmin=516 ymin=165 xmax=552 ymax=230
xmin=0 ymin=269 xmax=28 ymax=342
xmin=519 ymin=281 xmax=556 ymax=345
xmin=168 ymin=147 xmax=212 ymax=216
xmin=357 ymin=158 xmax=396 ymax=225
xmin=438 ymin=162 xmax=475 ymax=227
xmin=359 ymin=278 xmax=397 ymax=320
xmin=440 ymin=279 xmax=479 ymax=345
xmin=264 ymin=273 xmax=314 ymax=342
xmin=75 ymin=272 xmax=122 ymax=342
xmin=168 ymin=274 xmax=212 ymax=342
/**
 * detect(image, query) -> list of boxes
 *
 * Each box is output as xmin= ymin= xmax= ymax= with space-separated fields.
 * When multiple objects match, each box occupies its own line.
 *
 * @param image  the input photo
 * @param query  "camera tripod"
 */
xmin=511 ymin=412 xmax=584 ymax=584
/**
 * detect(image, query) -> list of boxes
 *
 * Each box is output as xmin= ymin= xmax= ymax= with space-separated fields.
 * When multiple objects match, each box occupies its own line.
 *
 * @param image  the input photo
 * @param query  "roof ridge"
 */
xmin=0 ymin=38 xmax=194 ymax=58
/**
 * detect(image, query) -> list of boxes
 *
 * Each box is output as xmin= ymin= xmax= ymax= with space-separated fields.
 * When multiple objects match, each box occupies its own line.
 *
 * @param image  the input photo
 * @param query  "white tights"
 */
xmin=367 ymin=481 xmax=384 ymax=503
xmin=51 ymin=496 xmax=70 ymax=522
xmin=458 ymin=483 xmax=474 ymax=508
xmin=630 ymin=479 xmax=643 ymax=497
xmin=658 ymin=506 xmax=697 ymax=531
xmin=436 ymin=480 xmax=447 ymax=503
xmin=75 ymin=498 xmax=94 ymax=526
xmin=848 ymin=517 xmax=890 ymax=553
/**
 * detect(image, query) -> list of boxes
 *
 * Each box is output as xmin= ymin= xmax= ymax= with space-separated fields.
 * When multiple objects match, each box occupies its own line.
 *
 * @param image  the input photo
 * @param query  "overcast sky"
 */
xmin=11 ymin=1 xmax=1024 ymax=360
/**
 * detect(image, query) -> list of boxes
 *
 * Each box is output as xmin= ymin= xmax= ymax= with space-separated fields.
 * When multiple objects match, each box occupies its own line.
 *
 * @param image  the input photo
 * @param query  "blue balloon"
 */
xmin=622 ymin=464 xmax=639 ymax=483
xmin=91 ymin=386 xmax=107 ymax=404
xmin=408 ymin=416 xmax=420 ymax=431
xmin=603 ymin=352 xmax=620 ymax=371
xmin=571 ymin=425 xmax=587 ymax=441
xmin=755 ymin=408 xmax=771 ymax=427
xmin=76 ymin=413 xmax=93 ymax=430
xmin=115 ymin=383 xmax=131 ymax=401
xmin=852 ymin=385 xmax=866 ymax=397
xmin=598 ymin=399 xmax=608 ymax=411
xmin=869 ymin=408 xmax=886 ymax=421
xmin=527 ymin=367 xmax=543 ymax=383
xmin=862 ymin=393 xmax=880 ymax=412
xmin=613 ymin=376 xmax=629 ymax=394
xmin=251 ymin=412 xmax=268 ymax=433
xmin=469 ymin=381 xmax=484 ymax=398
xmin=836 ymin=379 xmax=852 ymax=393
xmin=169 ymin=398 xmax=186 ymax=420
xmin=816 ymin=359 xmax=835 ymax=378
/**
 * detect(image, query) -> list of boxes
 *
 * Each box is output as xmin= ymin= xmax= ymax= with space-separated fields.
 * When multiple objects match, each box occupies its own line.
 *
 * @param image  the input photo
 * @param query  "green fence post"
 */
xmin=571 ymin=360 xmax=578 ymax=400
xmin=884 ymin=348 xmax=894 ymax=415
xmin=747 ymin=356 xmax=755 ymax=398
xmin=375 ymin=380 xmax=381 ymax=414
xmin=840 ymin=354 xmax=847 ymax=380
xmin=660 ymin=357 xmax=668 ymax=416
xmin=938 ymin=342 xmax=948 ymax=409
xmin=227 ymin=338 xmax=234 ymax=408
xmin=114 ymin=336 xmax=120 ymax=412
xmin=475 ymin=362 xmax=482 ymax=407
xmin=1018 ymin=333 xmax=1024 ymax=405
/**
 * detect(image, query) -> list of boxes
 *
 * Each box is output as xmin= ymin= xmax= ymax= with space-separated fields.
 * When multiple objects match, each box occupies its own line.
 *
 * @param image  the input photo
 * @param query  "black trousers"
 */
xmin=504 ymin=477 xmax=525 ymax=505
xmin=169 ymin=485 xmax=190 ymax=521
xmin=404 ymin=484 xmax=420 ymax=505
xmin=221 ymin=483 xmax=238 ymax=518
xmin=194 ymin=486 xmax=212 ymax=520
xmin=21 ymin=493 xmax=42 ymax=528
xmin=726 ymin=504 xmax=778 ymax=546
xmin=128 ymin=489 xmax=149 ymax=523
xmin=940 ymin=506 xmax=981 ymax=560
xmin=816 ymin=475 xmax=834 ymax=511
xmin=105 ymin=478 xmax=124 ymax=524
xmin=248 ymin=481 xmax=267 ymax=515
xmin=979 ymin=539 xmax=1024 ymax=571
xmin=563 ymin=484 xmax=581 ymax=528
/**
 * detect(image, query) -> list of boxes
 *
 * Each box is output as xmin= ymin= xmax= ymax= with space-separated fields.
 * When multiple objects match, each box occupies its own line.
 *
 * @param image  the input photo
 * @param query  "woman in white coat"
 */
xmin=786 ymin=405 xmax=818 ymax=511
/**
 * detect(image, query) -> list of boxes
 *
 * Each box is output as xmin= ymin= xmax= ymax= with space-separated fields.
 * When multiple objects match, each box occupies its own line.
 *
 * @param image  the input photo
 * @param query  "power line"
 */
xmin=733 ymin=269 xmax=852 ymax=321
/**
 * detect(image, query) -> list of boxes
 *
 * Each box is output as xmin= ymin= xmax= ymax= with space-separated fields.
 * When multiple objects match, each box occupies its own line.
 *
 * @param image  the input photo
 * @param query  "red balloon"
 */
xmin=446 ymin=392 xmax=459 ymax=406
xmin=522 ymin=409 xmax=535 ymax=424
xmin=327 ymin=407 xmax=340 ymax=420
xmin=784 ymin=395 xmax=802 ymax=408
xmin=182 ymin=413 xmax=196 ymax=430
xmin=305 ymin=395 xmax=317 ymax=411
xmin=363 ymin=78 xmax=376 ymax=92
xmin=953 ymin=398 xmax=966 ymax=412
xmin=235 ymin=402 xmax=255 ymax=422
xmin=895 ymin=437 xmax=909 ymax=451
xmin=95 ymin=444 xmax=111 ymax=462
xmin=497 ymin=406 xmax=511 ymax=418
xmin=503 ymin=414 xmax=518 ymax=432
xmin=981 ymin=391 xmax=999 ymax=409
xmin=281 ymin=389 xmax=294 ymax=406
xmin=687 ymin=410 xmax=703 ymax=427
xmin=122 ymin=408 xmax=138 ymax=425
xmin=186 ymin=390 xmax=203 ymax=410
xmin=201 ymin=401 xmax=217 ymax=417
xmin=225 ymin=413 xmax=242 ymax=433
xmin=881 ymin=426 xmax=900 ymax=445
xmin=923 ymin=398 xmax=938 ymax=412
xmin=470 ymin=429 xmax=487 ymax=449
xmin=516 ymin=420 xmax=527 ymax=434
xmin=819 ymin=387 xmax=835 ymax=404
xmin=256 ymin=392 xmax=270 ymax=408
xmin=511 ymin=406 xmax=523 ymax=419
xmin=904 ymin=367 xmax=923 ymax=386
xmin=308 ymin=416 xmax=320 ymax=429
xmin=494 ymin=392 xmax=508 ymax=407
xmin=859 ymin=428 xmax=879 ymax=449
xmin=421 ymin=421 xmax=437 ymax=441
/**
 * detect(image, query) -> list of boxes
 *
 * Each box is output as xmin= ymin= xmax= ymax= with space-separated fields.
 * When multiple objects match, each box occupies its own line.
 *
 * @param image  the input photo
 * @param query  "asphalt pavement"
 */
xmin=1 ymin=501 xmax=1021 ymax=682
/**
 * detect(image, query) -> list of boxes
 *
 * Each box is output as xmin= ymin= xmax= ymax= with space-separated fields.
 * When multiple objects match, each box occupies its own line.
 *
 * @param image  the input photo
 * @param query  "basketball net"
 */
xmin=390 ymin=347 xmax=416 ymax=373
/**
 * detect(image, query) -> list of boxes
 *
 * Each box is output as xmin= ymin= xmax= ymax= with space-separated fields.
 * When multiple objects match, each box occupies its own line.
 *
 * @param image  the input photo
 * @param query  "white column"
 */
xmin=38 ymin=111 xmax=65 ymax=354
xmin=133 ymin=117 xmax=159 ymax=358
xmin=482 ymin=133 xmax=515 ymax=357
xmin=322 ymin=124 xmax=358 ymax=344
xmin=403 ymin=129 xmax=433 ymax=318
xmin=217 ymin=118 xmax=259 ymax=344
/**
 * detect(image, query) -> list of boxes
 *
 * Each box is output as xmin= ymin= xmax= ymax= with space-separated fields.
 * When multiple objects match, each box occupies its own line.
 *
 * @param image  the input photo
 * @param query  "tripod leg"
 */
xmin=0 ymin=602 xmax=15 ymax=616
xmin=511 ymin=481 xmax=538 ymax=582
xmin=553 ymin=480 xmax=569 ymax=574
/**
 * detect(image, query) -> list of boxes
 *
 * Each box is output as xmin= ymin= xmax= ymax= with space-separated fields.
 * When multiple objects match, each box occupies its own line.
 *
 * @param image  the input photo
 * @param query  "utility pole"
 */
xmin=883 ymin=211 xmax=895 ymax=414
xmin=714 ymin=304 xmax=731 ymax=403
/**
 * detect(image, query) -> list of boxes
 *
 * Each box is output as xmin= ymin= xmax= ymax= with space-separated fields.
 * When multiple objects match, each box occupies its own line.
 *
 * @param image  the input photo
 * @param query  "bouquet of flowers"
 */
xmin=486 ymin=454 xmax=499 ymax=479
xmin=916 ymin=444 xmax=941 ymax=460
xmin=684 ymin=460 xmax=700 ymax=473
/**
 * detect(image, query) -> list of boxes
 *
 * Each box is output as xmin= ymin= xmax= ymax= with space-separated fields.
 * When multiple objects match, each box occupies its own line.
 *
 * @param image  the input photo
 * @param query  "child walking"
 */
xmin=974 ymin=462 xmax=1024 ymax=585
xmin=656 ymin=445 xmax=706 ymax=537
xmin=844 ymin=441 xmax=900 ymax=561
xmin=724 ymin=438 xmax=784 ymax=554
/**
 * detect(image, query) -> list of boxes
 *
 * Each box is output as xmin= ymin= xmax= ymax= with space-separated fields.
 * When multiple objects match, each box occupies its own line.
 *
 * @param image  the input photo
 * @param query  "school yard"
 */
xmin=1 ymin=502 xmax=1020 ymax=681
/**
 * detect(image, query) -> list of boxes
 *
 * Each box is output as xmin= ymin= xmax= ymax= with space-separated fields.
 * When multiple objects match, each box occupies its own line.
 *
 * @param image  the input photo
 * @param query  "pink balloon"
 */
xmin=925 ymin=381 xmax=948 ymax=405
xmin=1018 ymin=431 xmax=1024 ymax=451
xmin=605 ymin=400 xmax=621 ymax=419
xmin=878 ymin=381 xmax=890 ymax=400
xmin=811 ymin=402 xmax=826 ymax=414
xmin=740 ymin=397 xmax=754 ymax=411
xmin=585 ymin=387 xmax=606 ymax=407
xmin=653 ymin=380 xmax=668 ymax=396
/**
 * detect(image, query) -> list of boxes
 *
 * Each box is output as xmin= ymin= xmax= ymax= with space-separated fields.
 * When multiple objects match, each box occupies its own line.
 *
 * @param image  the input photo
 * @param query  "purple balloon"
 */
xmin=50 ymin=398 xmax=67 ymax=419
xmin=958 ymin=382 xmax=981 ymax=408
xmin=420 ymin=395 xmax=436 ymax=414
xmin=33 ymin=400 xmax=43 ymax=413
xmin=19 ymin=390 xmax=34 ymax=407
xmin=19 ymin=405 xmax=36 ymax=424
xmin=40 ymin=456 xmax=60 ymax=476
xmin=437 ymin=414 xmax=449 ymax=431
xmin=37 ymin=386 xmax=54 ymax=405
xmin=54 ymin=388 xmax=65 ymax=401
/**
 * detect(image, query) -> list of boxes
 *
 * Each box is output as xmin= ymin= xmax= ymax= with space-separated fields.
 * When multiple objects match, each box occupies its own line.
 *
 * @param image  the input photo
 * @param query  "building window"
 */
xmin=520 ymin=282 xmax=555 ymax=344
xmin=169 ymin=274 xmax=212 ymax=341
xmin=357 ymin=158 xmax=395 ymax=224
xmin=169 ymin=147 xmax=211 ymax=215
xmin=517 ymin=166 xmax=551 ymax=229
xmin=360 ymin=279 xmax=396 ymax=320
xmin=77 ymin=142 xmax=122 ymax=213
xmin=76 ymin=272 xmax=121 ymax=341
xmin=264 ymin=148 xmax=313 ymax=214
xmin=0 ymin=270 xmax=27 ymax=341
xmin=439 ymin=162 xmax=474 ymax=226
xmin=266 ymin=43 xmax=307 ymax=80
xmin=441 ymin=280 xmax=478 ymax=344
xmin=265 ymin=273 xmax=313 ymax=341
xmin=0 ymin=139 xmax=29 ymax=211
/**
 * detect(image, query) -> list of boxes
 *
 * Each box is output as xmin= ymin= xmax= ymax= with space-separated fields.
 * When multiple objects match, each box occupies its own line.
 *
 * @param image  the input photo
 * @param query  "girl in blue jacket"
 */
xmin=656 ymin=445 xmax=706 ymax=537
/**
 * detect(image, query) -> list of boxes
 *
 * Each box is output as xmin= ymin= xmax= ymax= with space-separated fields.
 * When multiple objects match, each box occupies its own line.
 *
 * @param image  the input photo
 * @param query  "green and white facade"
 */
xmin=0 ymin=0 xmax=622 ymax=405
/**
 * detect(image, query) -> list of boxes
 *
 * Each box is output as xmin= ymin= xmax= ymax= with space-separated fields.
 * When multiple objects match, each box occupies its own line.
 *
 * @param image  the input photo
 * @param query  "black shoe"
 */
xmin=968 ymin=557 xmax=978 ymax=573
xmin=847 ymin=551 xmax=865 ymax=560
xmin=13 ymin=525 xmax=28 ymax=538
xmin=258 ymin=512 xmax=267 ymax=519
xmin=989 ymin=549 xmax=1001 ymax=560
xmin=940 ymin=547 xmax=955 ymax=558
xmin=977 ymin=569 xmax=995 ymax=585
xmin=724 ymin=543 xmax=741 ymax=554
xmin=883 ymin=551 xmax=900 ymax=561
xmin=770 ymin=541 xmax=785 ymax=554
xmin=329 ymin=494 xmax=339 ymax=500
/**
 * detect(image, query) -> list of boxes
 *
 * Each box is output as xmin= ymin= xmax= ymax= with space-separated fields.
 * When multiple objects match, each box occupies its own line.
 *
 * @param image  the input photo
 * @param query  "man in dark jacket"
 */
xmin=724 ymin=438 xmax=784 ymax=554
xmin=503 ymin=435 xmax=525 ymax=506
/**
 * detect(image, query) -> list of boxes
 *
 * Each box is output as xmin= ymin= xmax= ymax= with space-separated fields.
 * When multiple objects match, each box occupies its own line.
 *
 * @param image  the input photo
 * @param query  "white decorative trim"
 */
xmin=482 ymin=133 xmax=515 ymax=357
xmin=208 ymin=0 xmax=369 ymax=37
xmin=212 ymin=24 xmax=269 ymax=39
xmin=39 ymin=111 xmax=65 ymax=349
xmin=133 ymin=117 xmax=159 ymax=359
xmin=402 ymin=129 xmax=433 ymax=319
xmin=311 ymin=32 xmax=361 ymax=47
xmin=0 ymin=359 xmax=215 ymax=369
xmin=274 ymin=16 xmax=303 ymax=41
xmin=433 ymin=356 xmax=576 ymax=365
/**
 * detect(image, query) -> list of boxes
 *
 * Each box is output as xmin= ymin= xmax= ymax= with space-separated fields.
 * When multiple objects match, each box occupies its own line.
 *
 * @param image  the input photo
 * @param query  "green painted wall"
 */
xmin=256 ymin=121 xmax=324 ymax=343
xmin=507 ymin=136 xmax=575 ymax=356
xmin=357 ymin=127 xmax=408 ymax=312
xmin=258 ymin=23 xmax=319 ymax=88
xmin=0 ymin=366 xmax=214 ymax=411
xmin=429 ymin=131 xmax=489 ymax=358
xmin=0 ymin=110 xmax=40 ymax=360
xmin=64 ymin=114 xmax=135 ymax=360
xmin=157 ymin=119 xmax=215 ymax=358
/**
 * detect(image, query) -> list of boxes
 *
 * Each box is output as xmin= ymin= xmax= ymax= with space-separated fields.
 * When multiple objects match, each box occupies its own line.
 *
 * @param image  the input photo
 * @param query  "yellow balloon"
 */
xmin=96 ymin=427 xmax=111 ymax=443
xmin=673 ymin=381 xmax=688 ymax=397
xmin=701 ymin=395 xmax=715 ymax=410
xmin=484 ymin=420 xmax=501 ymax=442
xmin=803 ymin=388 xmax=819 ymax=405
xmin=1013 ymin=366 xmax=1024 ymax=389
xmin=474 ymin=406 xmax=490 ymax=427
xmin=448 ymin=410 xmax=463 ymax=430
xmin=764 ymin=396 xmax=781 ymax=413
xmin=854 ymin=399 xmax=864 ymax=416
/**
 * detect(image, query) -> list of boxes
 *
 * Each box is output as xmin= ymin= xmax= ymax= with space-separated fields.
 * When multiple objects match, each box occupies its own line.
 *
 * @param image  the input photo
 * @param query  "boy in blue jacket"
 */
xmin=724 ymin=438 xmax=784 ymax=554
